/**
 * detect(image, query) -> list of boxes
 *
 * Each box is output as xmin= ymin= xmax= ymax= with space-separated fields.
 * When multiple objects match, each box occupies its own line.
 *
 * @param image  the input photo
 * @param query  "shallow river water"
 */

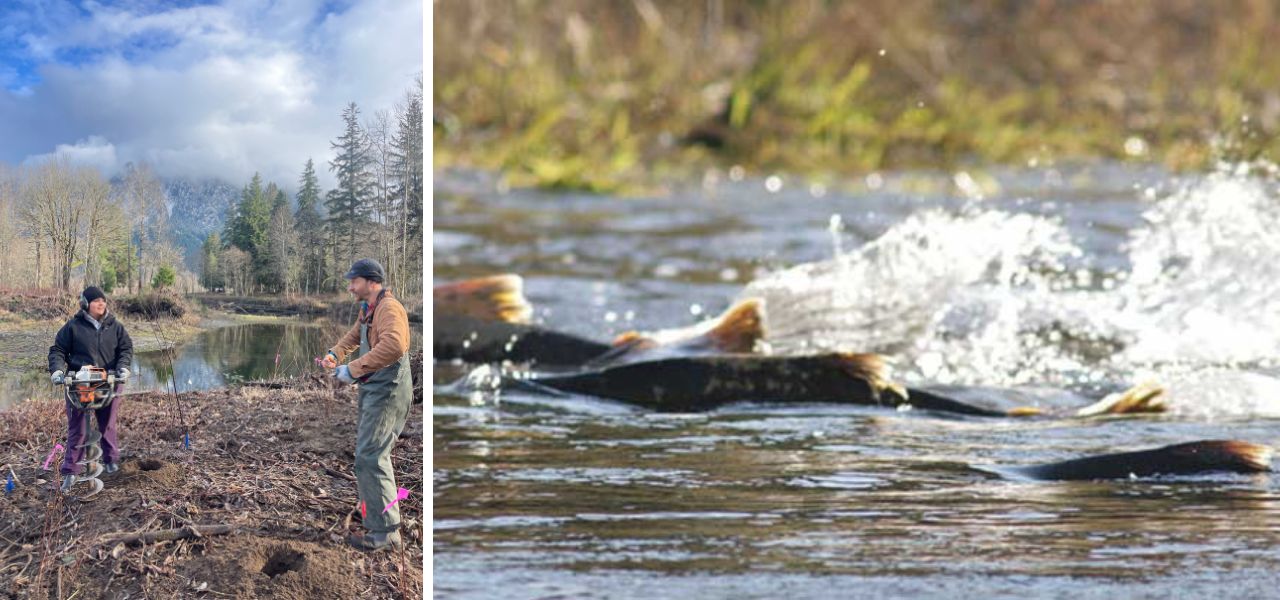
xmin=433 ymin=164 xmax=1280 ymax=598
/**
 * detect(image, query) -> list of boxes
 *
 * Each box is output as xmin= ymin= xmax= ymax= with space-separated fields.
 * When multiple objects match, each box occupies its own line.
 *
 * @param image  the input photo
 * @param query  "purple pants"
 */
xmin=61 ymin=385 xmax=123 ymax=475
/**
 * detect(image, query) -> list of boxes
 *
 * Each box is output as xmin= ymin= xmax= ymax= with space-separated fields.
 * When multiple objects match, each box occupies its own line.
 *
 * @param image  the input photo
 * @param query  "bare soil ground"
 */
xmin=0 ymin=372 xmax=424 ymax=600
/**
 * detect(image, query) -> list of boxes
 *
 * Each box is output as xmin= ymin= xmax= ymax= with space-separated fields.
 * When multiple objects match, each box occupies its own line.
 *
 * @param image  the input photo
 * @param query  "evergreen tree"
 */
xmin=391 ymin=78 xmax=424 ymax=293
xmin=294 ymin=159 xmax=325 ymax=294
xmin=152 ymin=265 xmax=176 ymax=289
xmin=220 ymin=174 xmax=272 ymax=293
xmin=326 ymin=102 xmax=372 ymax=276
xmin=201 ymin=232 xmax=223 ymax=291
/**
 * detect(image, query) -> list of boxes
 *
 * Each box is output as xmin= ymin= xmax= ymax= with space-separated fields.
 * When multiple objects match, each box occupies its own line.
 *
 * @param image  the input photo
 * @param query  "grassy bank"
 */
xmin=436 ymin=0 xmax=1280 ymax=193
xmin=0 ymin=290 xmax=250 ymax=377
xmin=190 ymin=294 xmax=424 ymax=324
xmin=0 ymin=375 xmax=424 ymax=599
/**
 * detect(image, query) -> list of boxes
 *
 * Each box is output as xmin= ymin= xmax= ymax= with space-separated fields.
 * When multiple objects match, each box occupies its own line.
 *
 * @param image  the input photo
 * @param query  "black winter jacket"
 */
xmin=48 ymin=311 xmax=134 ymax=374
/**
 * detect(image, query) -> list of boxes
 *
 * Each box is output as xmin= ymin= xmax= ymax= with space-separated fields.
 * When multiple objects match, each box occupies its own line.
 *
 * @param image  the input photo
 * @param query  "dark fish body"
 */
xmin=530 ymin=354 xmax=1006 ymax=416
xmin=434 ymin=315 xmax=611 ymax=366
xmin=434 ymin=277 xmax=764 ymax=368
xmin=1009 ymin=440 xmax=1273 ymax=481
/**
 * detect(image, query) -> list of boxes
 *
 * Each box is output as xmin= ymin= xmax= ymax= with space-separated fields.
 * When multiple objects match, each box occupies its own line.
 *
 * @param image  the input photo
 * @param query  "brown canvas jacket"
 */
xmin=330 ymin=290 xmax=410 ymax=378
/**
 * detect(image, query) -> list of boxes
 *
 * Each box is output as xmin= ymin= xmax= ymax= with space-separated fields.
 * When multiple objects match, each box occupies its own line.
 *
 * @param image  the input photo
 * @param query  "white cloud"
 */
xmin=23 ymin=135 xmax=119 ymax=174
xmin=0 ymin=0 xmax=423 ymax=190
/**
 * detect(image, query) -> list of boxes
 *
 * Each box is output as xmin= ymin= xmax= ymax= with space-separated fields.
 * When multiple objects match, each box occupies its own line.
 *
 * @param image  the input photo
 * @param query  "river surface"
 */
xmin=433 ymin=164 xmax=1280 ymax=598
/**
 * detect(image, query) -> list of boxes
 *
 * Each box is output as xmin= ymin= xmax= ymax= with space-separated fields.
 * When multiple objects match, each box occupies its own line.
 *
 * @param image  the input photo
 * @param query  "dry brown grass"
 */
xmin=0 ymin=374 xmax=424 ymax=599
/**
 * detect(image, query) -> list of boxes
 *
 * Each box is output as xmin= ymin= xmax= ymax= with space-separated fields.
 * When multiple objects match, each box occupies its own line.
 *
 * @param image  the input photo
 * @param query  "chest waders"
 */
xmin=353 ymin=321 xmax=412 ymax=532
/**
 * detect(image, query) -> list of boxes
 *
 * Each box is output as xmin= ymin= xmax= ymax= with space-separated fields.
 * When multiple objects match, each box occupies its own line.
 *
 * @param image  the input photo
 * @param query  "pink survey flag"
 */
xmin=382 ymin=487 xmax=410 ymax=513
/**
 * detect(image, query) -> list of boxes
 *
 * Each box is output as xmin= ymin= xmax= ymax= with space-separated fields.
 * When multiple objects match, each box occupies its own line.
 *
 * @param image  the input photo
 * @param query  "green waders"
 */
xmin=353 ymin=322 xmax=413 ymax=533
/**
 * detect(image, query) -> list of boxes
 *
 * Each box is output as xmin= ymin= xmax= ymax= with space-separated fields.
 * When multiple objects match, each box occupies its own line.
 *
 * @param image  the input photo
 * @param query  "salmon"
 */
xmin=1000 ymin=440 xmax=1273 ymax=480
xmin=513 ymin=354 xmax=1168 ymax=419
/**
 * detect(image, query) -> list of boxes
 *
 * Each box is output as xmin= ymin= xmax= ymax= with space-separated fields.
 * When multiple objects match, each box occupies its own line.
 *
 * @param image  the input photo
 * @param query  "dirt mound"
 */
xmin=0 ymin=377 xmax=423 ymax=599
xmin=112 ymin=457 xmax=184 ymax=489
xmin=183 ymin=535 xmax=358 ymax=599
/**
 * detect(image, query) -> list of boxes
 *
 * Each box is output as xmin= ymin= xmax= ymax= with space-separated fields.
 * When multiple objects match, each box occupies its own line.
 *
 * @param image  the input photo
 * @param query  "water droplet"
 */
xmin=828 ymin=214 xmax=844 ymax=233
xmin=878 ymin=49 xmax=886 ymax=56
xmin=729 ymin=165 xmax=745 ymax=181
xmin=864 ymin=172 xmax=884 ymax=190
xmin=689 ymin=304 xmax=703 ymax=316
xmin=604 ymin=311 xmax=618 ymax=323
xmin=1123 ymin=136 xmax=1148 ymax=157
xmin=809 ymin=182 xmax=827 ymax=197
xmin=765 ymin=175 xmax=783 ymax=193
xmin=654 ymin=264 xmax=679 ymax=278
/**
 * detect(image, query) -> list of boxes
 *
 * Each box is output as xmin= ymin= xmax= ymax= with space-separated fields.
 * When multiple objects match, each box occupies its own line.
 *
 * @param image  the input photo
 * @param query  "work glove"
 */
xmin=334 ymin=365 xmax=356 ymax=384
xmin=50 ymin=370 xmax=64 ymax=385
xmin=117 ymin=367 xmax=130 ymax=381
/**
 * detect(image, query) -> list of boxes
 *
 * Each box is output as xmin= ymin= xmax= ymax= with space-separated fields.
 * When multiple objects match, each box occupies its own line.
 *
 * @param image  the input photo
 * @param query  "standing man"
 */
xmin=49 ymin=286 xmax=133 ymax=492
xmin=321 ymin=258 xmax=413 ymax=551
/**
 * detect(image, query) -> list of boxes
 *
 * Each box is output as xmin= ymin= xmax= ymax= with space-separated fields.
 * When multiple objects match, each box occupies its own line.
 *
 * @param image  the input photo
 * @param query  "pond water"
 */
xmin=2 ymin=322 xmax=340 ymax=409
xmin=130 ymin=322 xmax=338 ymax=392
xmin=433 ymin=164 xmax=1280 ymax=598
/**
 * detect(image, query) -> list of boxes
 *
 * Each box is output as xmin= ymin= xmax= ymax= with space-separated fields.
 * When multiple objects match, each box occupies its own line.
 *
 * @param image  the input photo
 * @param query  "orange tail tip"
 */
xmin=833 ymin=352 xmax=906 ymax=400
xmin=1214 ymin=440 xmax=1274 ymax=471
xmin=609 ymin=331 xmax=659 ymax=351
xmin=611 ymin=330 xmax=645 ymax=347
xmin=433 ymin=274 xmax=533 ymax=324
xmin=1074 ymin=381 xmax=1167 ymax=417
xmin=1006 ymin=406 xmax=1045 ymax=417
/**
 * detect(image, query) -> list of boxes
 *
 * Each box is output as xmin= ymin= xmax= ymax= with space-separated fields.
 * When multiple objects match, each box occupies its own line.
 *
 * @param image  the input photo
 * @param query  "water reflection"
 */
xmin=129 ymin=322 xmax=332 ymax=393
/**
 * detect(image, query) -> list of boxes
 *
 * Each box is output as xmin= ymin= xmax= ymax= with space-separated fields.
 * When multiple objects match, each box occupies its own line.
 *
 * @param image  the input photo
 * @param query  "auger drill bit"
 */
xmin=69 ymin=411 xmax=105 ymax=498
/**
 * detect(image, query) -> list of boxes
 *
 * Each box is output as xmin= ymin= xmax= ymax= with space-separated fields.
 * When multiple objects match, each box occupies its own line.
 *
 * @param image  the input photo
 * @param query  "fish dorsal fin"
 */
xmin=618 ymin=298 xmax=767 ymax=351
xmin=701 ymin=298 xmax=765 ymax=353
xmin=434 ymin=274 xmax=533 ymax=324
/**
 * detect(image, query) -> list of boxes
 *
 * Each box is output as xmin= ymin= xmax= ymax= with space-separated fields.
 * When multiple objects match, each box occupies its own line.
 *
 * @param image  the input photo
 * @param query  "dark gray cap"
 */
xmin=344 ymin=258 xmax=385 ymax=283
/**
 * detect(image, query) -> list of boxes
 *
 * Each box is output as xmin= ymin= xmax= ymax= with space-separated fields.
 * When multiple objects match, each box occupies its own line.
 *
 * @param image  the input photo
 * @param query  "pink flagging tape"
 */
xmin=42 ymin=443 xmax=65 ymax=471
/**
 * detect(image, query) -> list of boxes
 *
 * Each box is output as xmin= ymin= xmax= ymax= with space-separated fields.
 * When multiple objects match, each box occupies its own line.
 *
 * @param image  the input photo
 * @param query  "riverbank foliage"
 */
xmin=114 ymin=290 xmax=193 ymax=321
xmin=435 ymin=0 xmax=1280 ymax=192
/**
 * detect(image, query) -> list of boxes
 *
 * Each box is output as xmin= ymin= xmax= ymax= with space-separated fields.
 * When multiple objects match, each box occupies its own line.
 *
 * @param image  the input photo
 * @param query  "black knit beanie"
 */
xmin=80 ymin=286 xmax=106 ymax=308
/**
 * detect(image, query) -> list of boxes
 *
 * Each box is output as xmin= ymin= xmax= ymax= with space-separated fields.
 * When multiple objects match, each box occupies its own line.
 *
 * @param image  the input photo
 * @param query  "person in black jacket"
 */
xmin=48 ymin=286 xmax=133 ymax=490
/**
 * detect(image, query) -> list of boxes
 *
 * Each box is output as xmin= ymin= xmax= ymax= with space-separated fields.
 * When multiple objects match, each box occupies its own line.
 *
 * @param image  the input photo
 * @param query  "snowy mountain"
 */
xmin=164 ymin=178 xmax=239 ymax=270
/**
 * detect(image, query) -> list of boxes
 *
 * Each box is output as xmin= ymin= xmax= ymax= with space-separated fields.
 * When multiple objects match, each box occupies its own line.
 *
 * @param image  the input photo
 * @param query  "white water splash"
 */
xmin=742 ymin=207 xmax=1088 ymax=386
xmin=1119 ymin=171 xmax=1280 ymax=365
xmin=740 ymin=167 xmax=1280 ymax=416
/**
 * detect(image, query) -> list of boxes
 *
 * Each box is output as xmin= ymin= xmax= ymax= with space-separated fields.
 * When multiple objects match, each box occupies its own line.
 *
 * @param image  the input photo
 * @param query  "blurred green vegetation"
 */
xmin=435 ymin=0 xmax=1280 ymax=192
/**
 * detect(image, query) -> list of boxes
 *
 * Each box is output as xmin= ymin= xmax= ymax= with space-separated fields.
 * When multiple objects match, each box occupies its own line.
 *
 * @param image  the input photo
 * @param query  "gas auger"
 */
xmin=59 ymin=366 xmax=119 ymax=498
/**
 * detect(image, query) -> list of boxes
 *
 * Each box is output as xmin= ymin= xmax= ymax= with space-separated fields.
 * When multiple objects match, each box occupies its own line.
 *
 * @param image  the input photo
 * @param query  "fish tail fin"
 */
xmin=1186 ymin=440 xmax=1274 ymax=472
xmin=433 ymin=274 xmax=533 ymax=323
xmin=1074 ymin=381 xmax=1167 ymax=417
xmin=834 ymin=352 xmax=907 ymax=400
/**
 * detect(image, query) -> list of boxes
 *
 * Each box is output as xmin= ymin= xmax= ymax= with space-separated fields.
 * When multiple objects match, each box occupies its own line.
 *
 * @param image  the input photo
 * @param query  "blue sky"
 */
xmin=0 ymin=0 xmax=422 ymax=188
